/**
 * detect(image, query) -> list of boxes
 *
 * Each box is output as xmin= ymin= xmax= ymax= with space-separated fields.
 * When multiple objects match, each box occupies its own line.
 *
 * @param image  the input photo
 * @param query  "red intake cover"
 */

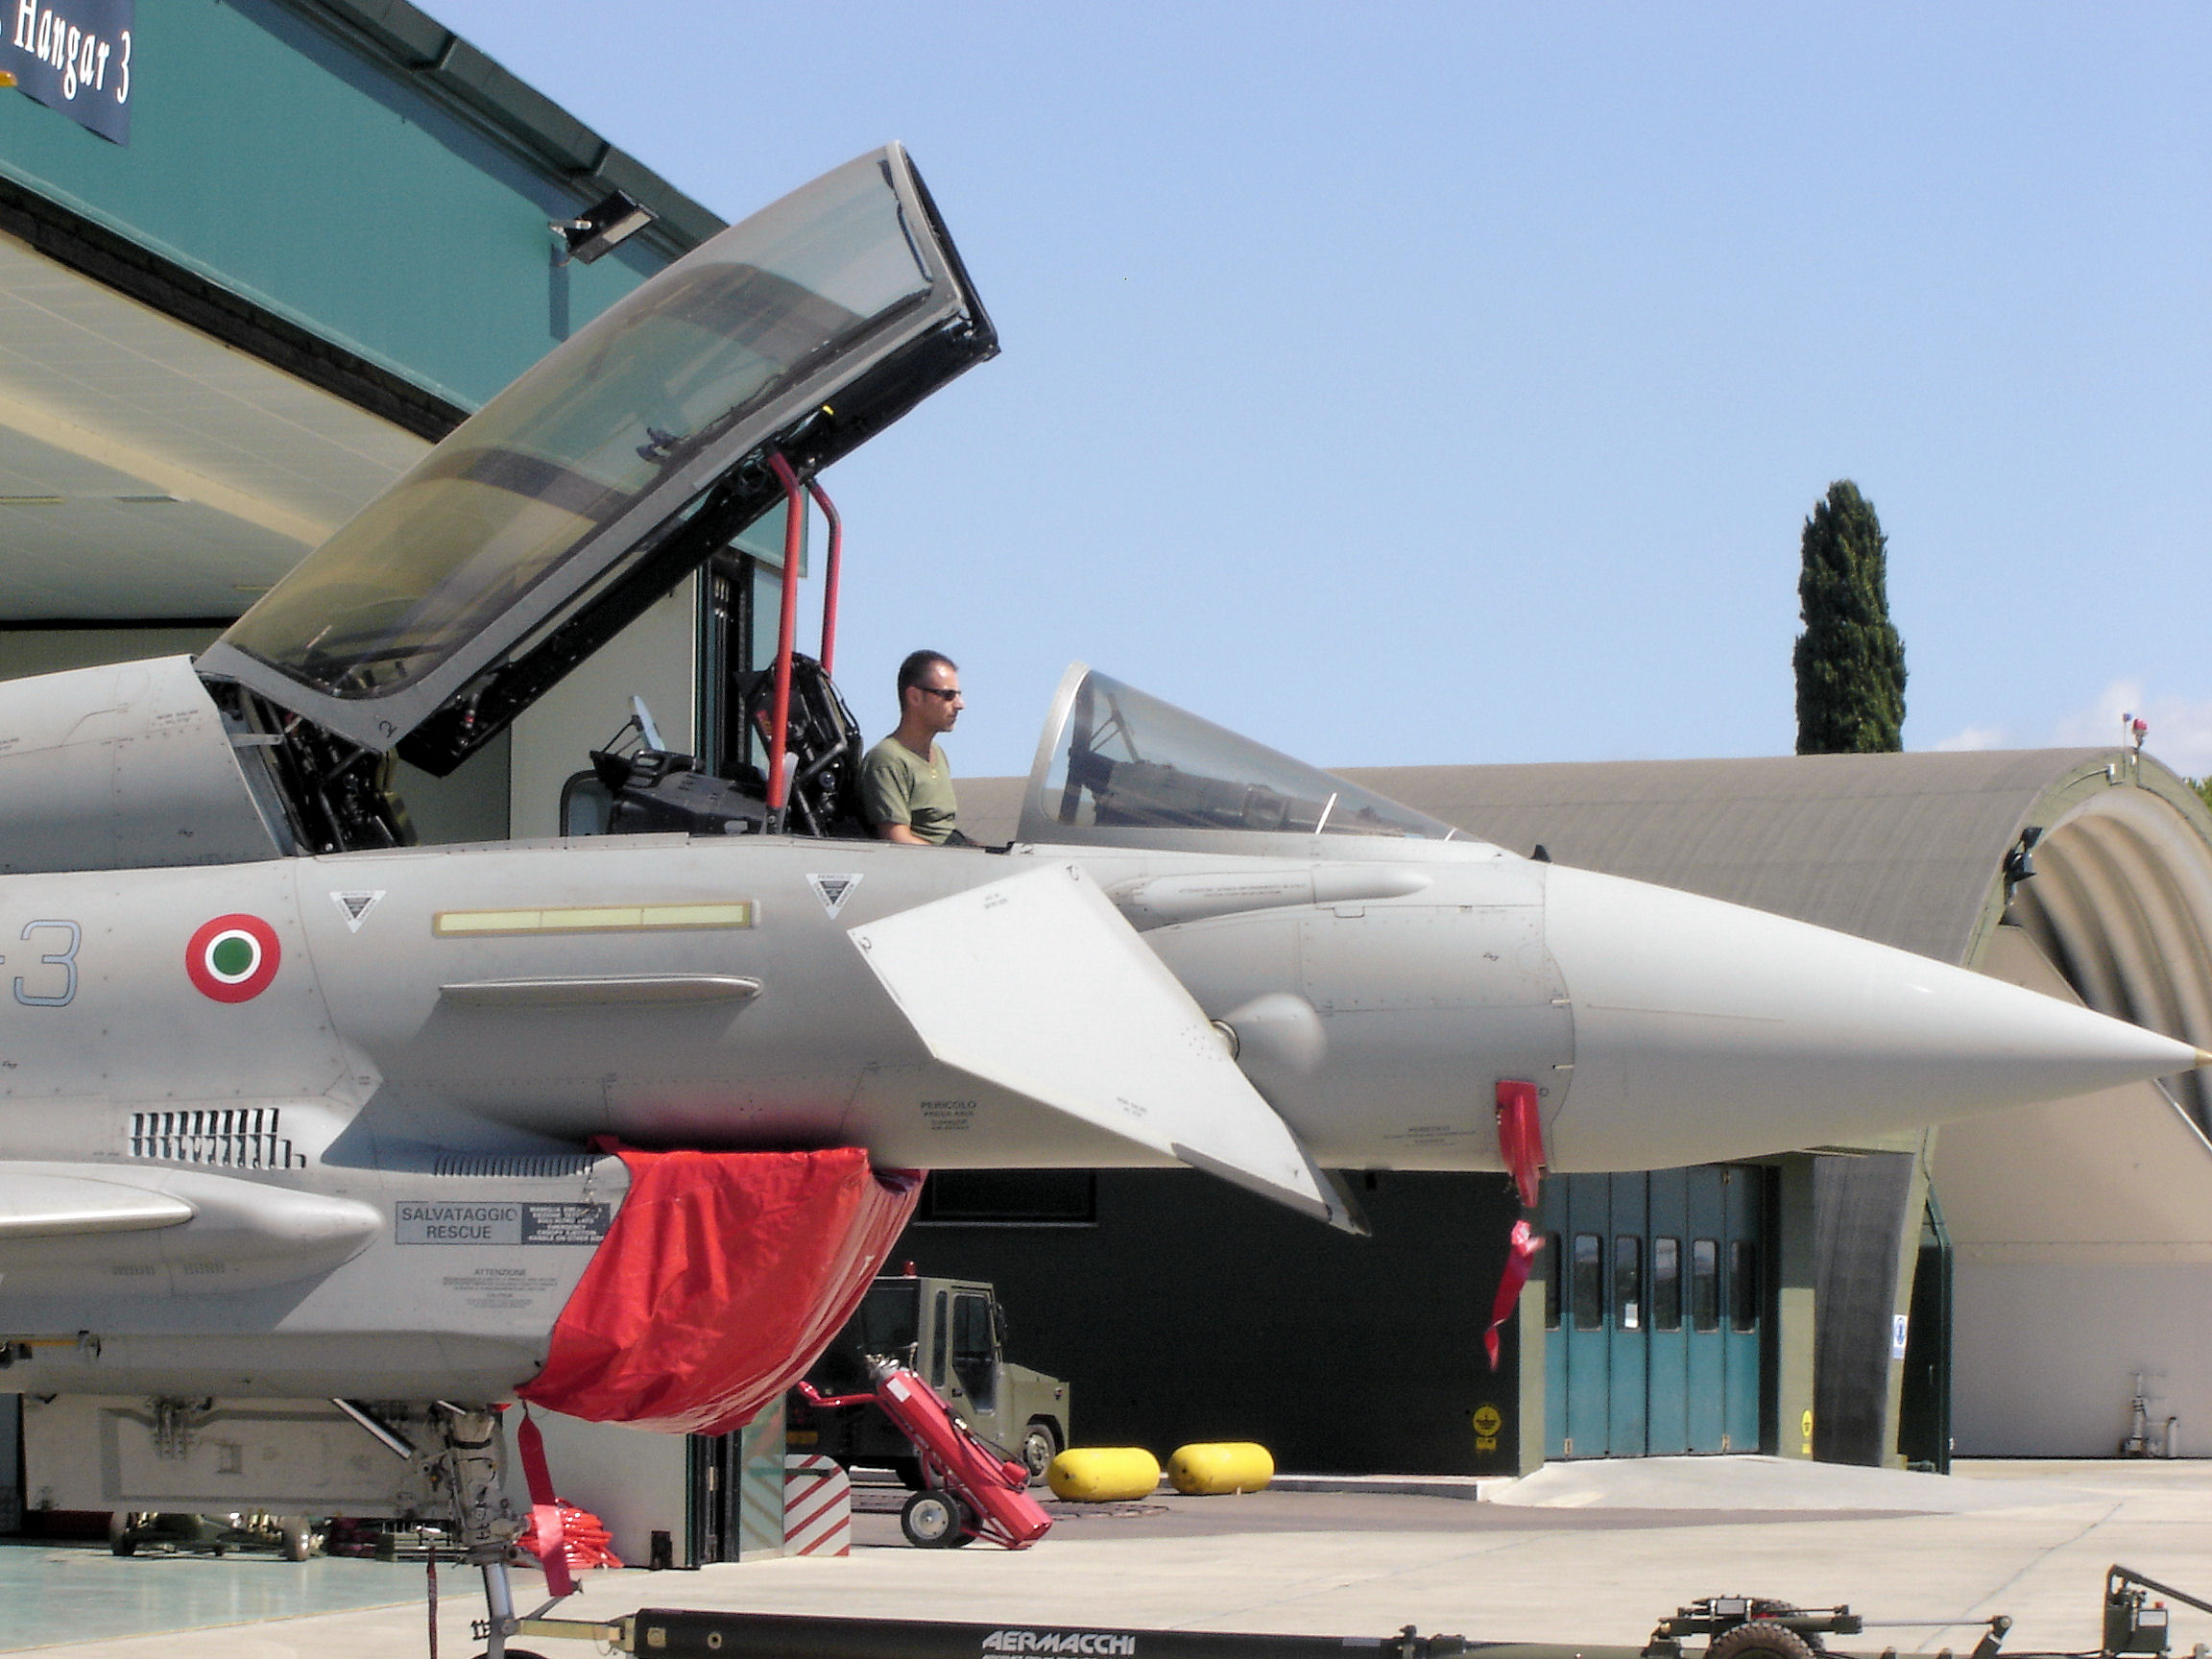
xmin=519 ymin=1146 xmax=921 ymax=1434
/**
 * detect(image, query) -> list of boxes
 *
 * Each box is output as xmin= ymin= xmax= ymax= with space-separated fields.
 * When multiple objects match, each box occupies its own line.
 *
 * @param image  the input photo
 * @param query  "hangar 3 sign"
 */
xmin=5 ymin=0 xmax=132 ymax=144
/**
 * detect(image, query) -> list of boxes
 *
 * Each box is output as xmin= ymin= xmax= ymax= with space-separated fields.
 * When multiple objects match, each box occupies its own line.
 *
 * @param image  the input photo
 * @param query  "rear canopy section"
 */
xmin=197 ymin=145 xmax=995 ymax=773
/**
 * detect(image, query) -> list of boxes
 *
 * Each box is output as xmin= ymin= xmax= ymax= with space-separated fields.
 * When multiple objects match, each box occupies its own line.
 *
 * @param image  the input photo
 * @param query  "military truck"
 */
xmin=790 ymin=1271 xmax=1070 ymax=1484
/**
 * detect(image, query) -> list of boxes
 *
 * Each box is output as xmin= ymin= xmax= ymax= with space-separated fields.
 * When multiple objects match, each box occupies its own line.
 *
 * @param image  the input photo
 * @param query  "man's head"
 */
xmin=897 ymin=650 xmax=963 ymax=734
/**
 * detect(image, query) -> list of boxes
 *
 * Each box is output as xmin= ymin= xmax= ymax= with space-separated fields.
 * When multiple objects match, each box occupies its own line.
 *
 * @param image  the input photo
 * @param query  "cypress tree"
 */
xmin=1793 ymin=480 xmax=1906 ymax=754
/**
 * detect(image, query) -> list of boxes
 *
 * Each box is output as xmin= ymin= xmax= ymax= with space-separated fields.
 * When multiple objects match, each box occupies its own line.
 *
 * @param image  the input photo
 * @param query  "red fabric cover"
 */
xmin=1484 ymin=1217 xmax=1544 ymax=1372
xmin=1495 ymin=1079 xmax=1546 ymax=1209
xmin=518 ymin=1147 xmax=921 ymax=1435
xmin=518 ymin=1500 xmax=621 ymax=1572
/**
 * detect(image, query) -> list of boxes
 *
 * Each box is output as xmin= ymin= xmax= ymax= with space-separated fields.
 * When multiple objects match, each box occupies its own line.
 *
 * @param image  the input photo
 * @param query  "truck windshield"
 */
xmin=1022 ymin=665 xmax=1455 ymax=842
xmin=810 ymin=1277 xmax=921 ymax=1394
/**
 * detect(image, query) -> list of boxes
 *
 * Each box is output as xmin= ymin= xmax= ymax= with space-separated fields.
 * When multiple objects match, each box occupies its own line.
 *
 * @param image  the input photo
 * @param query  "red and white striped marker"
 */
xmin=783 ymin=1455 xmax=852 ymax=1557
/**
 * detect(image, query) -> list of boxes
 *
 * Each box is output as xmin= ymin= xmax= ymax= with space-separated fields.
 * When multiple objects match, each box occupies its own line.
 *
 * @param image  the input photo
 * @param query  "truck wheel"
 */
xmin=1019 ymin=1423 xmax=1061 ymax=1486
xmin=900 ymin=1491 xmax=965 ymax=1549
xmin=1709 ymin=1623 xmax=1816 ymax=1659
xmin=892 ymin=1457 xmax=926 ymax=1491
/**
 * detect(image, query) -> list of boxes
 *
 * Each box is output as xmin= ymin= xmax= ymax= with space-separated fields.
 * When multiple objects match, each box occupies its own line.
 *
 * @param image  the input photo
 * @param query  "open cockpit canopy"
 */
xmin=1019 ymin=664 xmax=1456 ymax=847
xmin=197 ymin=144 xmax=994 ymax=770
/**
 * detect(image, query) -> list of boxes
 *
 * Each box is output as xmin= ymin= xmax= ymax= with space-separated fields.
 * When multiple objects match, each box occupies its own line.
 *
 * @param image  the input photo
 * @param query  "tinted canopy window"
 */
xmin=1023 ymin=666 xmax=1455 ymax=842
xmin=217 ymin=153 xmax=935 ymax=714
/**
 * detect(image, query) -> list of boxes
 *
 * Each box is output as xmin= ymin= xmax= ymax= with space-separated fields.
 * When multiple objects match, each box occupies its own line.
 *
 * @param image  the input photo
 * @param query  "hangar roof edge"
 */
xmin=280 ymin=0 xmax=726 ymax=253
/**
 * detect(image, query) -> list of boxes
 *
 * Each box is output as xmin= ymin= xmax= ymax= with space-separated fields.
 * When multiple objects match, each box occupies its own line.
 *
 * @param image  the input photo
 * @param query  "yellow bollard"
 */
xmin=1046 ymin=1447 xmax=1161 ymax=1502
xmin=1166 ymin=1442 xmax=1273 ymax=1495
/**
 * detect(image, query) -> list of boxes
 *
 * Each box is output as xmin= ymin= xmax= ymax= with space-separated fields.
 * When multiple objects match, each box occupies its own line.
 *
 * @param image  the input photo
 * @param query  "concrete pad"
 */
xmin=1487 ymin=1455 xmax=2101 ymax=1512
xmin=15 ymin=1459 xmax=2212 ymax=1659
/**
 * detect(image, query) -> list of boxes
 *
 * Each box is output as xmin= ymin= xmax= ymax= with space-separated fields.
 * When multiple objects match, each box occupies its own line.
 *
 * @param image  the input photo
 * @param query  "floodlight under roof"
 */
xmin=554 ymin=189 xmax=654 ymax=264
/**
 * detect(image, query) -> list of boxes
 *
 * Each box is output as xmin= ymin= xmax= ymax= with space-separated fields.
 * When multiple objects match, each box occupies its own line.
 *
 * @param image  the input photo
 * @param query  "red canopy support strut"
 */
xmin=764 ymin=453 xmax=806 ymax=825
xmin=806 ymin=476 xmax=843 ymax=681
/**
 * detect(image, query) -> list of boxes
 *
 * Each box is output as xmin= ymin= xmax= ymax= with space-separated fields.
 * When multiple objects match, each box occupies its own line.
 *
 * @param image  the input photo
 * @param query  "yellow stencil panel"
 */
xmin=433 ymin=902 xmax=755 ymax=937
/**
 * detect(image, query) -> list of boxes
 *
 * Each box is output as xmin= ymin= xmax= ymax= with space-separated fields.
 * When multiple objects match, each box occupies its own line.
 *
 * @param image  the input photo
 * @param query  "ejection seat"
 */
xmin=559 ymin=654 xmax=872 ymax=841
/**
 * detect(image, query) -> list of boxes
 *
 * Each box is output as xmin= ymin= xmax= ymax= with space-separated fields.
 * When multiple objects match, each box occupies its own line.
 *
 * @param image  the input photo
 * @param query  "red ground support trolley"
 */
xmin=797 ymin=1358 xmax=1052 ymax=1550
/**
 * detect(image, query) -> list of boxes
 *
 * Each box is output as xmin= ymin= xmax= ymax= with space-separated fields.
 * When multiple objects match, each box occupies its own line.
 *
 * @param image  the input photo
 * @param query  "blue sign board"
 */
xmin=5 ymin=0 xmax=132 ymax=145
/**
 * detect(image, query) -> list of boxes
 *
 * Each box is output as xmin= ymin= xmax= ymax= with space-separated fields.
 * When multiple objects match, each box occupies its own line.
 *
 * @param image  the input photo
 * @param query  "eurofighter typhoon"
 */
xmin=0 ymin=148 xmax=2198 ymax=1647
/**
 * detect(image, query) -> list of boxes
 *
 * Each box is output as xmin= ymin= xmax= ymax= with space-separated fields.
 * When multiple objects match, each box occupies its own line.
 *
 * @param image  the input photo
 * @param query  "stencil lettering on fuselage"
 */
xmin=330 ymin=890 xmax=385 ymax=932
xmin=395 ymin=1201 xmax=610 ymax=1244
xmin=808 ymin=873 xmax=862 ymax=917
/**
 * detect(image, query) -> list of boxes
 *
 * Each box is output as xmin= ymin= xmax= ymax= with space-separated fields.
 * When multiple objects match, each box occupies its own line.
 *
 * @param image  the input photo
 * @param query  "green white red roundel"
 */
xmin=186 ymin=914 xmax=281 ymax=1002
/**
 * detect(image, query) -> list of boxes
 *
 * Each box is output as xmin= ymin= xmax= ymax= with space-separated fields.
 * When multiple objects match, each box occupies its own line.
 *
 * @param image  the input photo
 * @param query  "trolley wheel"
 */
xmin=1709 ymin=1622 xmax=1817 ymax=1659
xmin=1019 ymin=1422 xmax=1061 ymax=1487
xmin=900 ymin=1490 xmax=967 ymax=1549
xmin=1745 ymin=1602 xmax=1822 ymax=1652
xmin=276 ymin=1516 xmax=312 ymax=1562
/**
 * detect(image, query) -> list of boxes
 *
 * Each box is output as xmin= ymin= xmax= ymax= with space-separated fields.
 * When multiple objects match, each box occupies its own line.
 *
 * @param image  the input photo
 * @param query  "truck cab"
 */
xmin=790 ymin=1271 xmax=1070 ymax=1484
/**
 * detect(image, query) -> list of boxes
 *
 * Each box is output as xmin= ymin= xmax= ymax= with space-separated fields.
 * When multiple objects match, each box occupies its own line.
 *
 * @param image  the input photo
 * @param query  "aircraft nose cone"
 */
xmin=1540 ymin=864 xmax=2202 ymax=1171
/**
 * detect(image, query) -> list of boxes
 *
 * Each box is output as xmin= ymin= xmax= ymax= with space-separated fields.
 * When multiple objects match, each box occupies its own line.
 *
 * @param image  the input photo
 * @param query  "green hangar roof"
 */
xmin=0 ymin=0 xmax=724 ymax=628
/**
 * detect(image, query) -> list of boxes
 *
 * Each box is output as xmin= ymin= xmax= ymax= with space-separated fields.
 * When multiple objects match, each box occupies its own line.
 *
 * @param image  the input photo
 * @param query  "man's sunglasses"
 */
xmin=916 ymin=685 xmax=961 ymax=700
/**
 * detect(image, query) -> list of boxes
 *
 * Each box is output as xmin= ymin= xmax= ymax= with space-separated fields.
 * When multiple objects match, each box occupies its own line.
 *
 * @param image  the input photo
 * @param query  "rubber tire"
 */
xmin=1746 ymin=1602 xmax=1821 ymax=1653
xmin=891 ymin=1457 xmax=926 ymax=1492
xmin=1709 ymin=1622 xmax=1817 ymax=1659
xmin=901 ymin=1491 xmax=965 ymax=1549
xmin=1019 ymin=1422 xmax=1061 ymax=1487
xmin=276 ymin=1518 xmax=312 ymax=1562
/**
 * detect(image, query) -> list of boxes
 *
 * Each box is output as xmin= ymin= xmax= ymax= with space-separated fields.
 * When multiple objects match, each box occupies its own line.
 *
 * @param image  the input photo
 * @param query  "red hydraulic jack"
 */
xmin=796 ymin=1357 xmax=1052 ymax=1551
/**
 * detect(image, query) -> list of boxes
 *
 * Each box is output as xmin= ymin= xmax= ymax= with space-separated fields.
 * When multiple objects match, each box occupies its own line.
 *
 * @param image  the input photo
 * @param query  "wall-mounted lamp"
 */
xmin=2003 ymin=824 xmax=2043 ymax=900
xmin=553 ymin=189 xmax=655 ymax=264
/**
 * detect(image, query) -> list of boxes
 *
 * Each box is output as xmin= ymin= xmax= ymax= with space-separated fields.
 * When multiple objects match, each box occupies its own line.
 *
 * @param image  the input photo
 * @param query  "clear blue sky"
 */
xmin=428 ymin=1 xmax=2210 ymax=781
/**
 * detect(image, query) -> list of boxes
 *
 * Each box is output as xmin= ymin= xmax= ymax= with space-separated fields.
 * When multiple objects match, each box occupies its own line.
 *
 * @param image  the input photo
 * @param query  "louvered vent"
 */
xmin=430 ymin=1152 xmax=596 ymax=1179
xmin=130 ymin=1108 xmax=303 ymax=1169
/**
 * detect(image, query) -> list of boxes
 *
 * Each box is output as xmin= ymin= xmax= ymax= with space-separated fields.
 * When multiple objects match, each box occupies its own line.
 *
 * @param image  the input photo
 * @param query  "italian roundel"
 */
xmin=186 ymin=914 xmax=282 ymax=1003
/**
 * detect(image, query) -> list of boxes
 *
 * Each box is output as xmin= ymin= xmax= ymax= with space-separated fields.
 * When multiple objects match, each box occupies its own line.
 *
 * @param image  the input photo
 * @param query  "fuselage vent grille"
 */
xmin=430 ymin=1152 xmax=596 ymax=1179
xmin=130 ymin=1108 xmax=302 ymax=1169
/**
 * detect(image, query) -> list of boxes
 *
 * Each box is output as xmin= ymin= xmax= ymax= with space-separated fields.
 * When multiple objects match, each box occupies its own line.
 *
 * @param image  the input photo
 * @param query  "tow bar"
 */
xmin=481 ymin=1565 xmax=2212 ymax=1659
xmin=490 ymin=1610 xmax=1472 ymax=1659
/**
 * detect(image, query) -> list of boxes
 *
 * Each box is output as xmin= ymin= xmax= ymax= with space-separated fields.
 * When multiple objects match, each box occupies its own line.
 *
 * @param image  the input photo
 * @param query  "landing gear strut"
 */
xmin=409 ymin=1405 xmax=556 ymax=1659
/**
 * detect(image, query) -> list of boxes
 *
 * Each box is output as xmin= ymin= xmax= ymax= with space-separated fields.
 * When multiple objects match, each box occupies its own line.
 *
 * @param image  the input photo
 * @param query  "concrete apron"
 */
xmin=14 ymin=1457 xmax=2212 ymax=1659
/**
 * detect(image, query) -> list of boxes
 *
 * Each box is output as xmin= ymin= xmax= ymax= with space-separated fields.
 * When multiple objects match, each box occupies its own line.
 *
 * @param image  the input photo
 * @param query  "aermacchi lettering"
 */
xmin=980 ymin=1632 xmax=1138 ymax=1655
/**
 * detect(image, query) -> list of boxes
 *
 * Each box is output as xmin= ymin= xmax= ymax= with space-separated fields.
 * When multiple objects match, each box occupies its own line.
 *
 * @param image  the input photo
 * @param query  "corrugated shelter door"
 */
xmin=1542 ymin=1167 xmax=1766 ymax=1458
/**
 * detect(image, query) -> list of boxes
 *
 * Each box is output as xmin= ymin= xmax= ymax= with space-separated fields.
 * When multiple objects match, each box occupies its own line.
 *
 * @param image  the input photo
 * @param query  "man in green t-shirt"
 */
xmin=860 ymin=650 xmax=964 ymax=844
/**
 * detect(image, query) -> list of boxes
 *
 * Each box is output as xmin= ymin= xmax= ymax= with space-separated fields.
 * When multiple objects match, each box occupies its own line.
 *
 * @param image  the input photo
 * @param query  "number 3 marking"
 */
xmin=14 ymin=921 xmax=80 ymax=1007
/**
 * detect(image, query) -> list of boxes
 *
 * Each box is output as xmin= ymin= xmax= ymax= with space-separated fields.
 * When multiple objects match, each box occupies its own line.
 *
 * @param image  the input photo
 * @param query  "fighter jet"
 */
xmin=0 ymin=146 xmax=2199 ymax=1648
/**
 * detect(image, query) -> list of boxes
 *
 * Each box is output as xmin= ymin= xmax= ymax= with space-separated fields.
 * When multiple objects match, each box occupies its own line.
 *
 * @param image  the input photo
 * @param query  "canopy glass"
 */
xmin=200 ymin=146 xmax=991 ymax=756
xmin=1020 ymin=666 xmax=1456 ymax=844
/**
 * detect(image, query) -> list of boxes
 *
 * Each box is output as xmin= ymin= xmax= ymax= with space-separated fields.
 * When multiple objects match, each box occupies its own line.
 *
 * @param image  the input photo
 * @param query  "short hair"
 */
xmin=897 ymin=650 xmax=956 ymax=698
